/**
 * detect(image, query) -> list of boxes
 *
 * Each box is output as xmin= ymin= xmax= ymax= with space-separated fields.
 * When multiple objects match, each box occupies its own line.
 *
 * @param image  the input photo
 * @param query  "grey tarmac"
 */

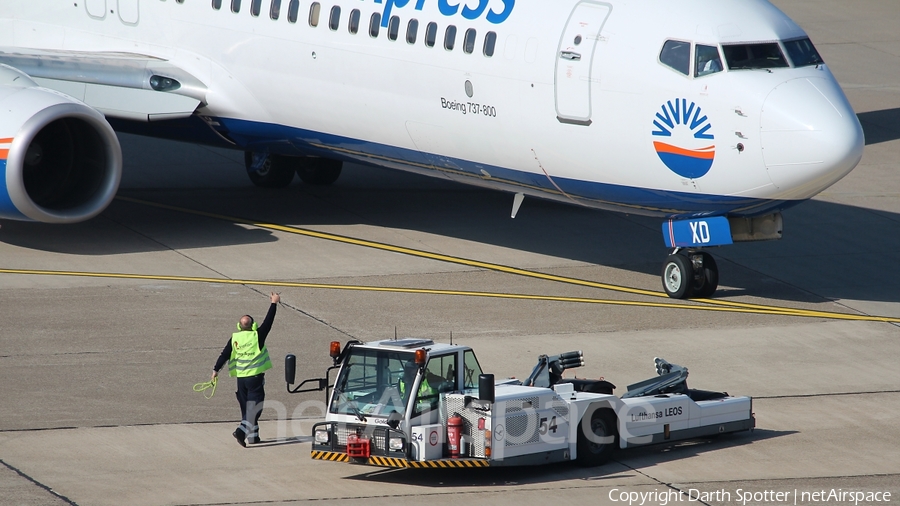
xmin=1 ymin=1 xmax=899 ymax=505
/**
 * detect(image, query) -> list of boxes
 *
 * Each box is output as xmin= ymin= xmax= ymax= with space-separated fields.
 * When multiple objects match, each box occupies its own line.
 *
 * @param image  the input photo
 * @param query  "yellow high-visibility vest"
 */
xmin=400 ymin=376 xmax=434 ymax=398
xmin=228 ymin=324 xmax=272 ymax=377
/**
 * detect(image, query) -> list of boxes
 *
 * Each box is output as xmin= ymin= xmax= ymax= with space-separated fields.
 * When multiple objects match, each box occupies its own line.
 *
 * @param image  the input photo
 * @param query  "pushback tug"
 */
xmin=286 ymin=338 xmax=754 ymax=468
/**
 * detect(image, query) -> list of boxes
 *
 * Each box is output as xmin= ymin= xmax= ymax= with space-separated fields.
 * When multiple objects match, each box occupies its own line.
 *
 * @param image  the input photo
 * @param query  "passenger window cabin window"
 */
xmin=308 ymin=2 xmax=320 ymax=26
xmin=369 ymin=13 xmax=381 ymax=37
xmin=329 ymin=6 xmax=340 ymax=30
xmin=231 ymin=0 xmax=241 ymax=13
xmin=388 ymin=15 xmax=400 ymax=41
xmin=722 ymin=43 xmax=789 ymax=70
xmin=444 ymin=25 xmax=456 ymax=51
xmin=251 ymin=0 xmax=261 ymax=16
xmin=483 ymin=31 xmax=496 ymax=57
xmin=695 ymin=44 xmax=723 ymax=77
xmin=212 ymin=0 xmax=222 ymax=9
xmin=659 ymin=39 xmax=690 ymax=76
xmin=463 ymin=28 xmax=476 ymax=54
xmin=425 ymin=22 xmax=437 ymax=47
xmin=270 ymin=0 xmax=281 ymax=19
xmin=287 ymin=0 xmax=299 ymax=22
xmin=349 ymin=9 xmax=360 ymax=33
xmin=406 ymin=19 xmax=418 ymax=44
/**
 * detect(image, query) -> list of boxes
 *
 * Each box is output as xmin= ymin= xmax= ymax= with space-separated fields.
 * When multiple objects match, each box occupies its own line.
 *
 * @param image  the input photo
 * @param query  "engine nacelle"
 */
xmin=0 ymin=64 xmax=121 ymax=223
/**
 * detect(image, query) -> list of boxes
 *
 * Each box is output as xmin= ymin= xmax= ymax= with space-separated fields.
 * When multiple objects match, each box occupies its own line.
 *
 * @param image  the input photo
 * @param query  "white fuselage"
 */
xmin=0 ymin=0 xmax=864 ymax=218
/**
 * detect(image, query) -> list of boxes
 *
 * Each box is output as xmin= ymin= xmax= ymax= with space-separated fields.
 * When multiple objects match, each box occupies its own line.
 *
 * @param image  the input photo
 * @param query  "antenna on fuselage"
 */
xmin=511 ymin=192 xmax=525 ymax=218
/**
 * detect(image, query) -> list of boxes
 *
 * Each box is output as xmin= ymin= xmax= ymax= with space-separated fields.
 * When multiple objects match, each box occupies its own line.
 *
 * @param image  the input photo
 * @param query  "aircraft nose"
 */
xmin=760 ymin=77 xmax=864 ymax=198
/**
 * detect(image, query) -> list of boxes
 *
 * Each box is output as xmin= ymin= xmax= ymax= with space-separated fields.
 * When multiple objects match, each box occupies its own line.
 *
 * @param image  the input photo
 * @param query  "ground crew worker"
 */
xmin=399 ymin=363 xmax=435 ymax=410
xmin=211 ymin=292 xmax=280 ymax=447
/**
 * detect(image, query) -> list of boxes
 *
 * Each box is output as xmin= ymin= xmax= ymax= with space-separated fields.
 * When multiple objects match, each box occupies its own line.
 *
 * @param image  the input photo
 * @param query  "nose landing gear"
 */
xmin=661 ymin=249 xmax=719 ymax=299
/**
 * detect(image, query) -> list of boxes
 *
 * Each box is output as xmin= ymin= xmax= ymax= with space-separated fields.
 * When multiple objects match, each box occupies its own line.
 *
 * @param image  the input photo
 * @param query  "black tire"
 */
xmin=661 ymin=253 xmax=694 ymax=299
xmin=296 ymin=157 xmax=342 ymax=185
xmin=692 ymin=252 xmax=719 ymax=298
xmin=245 ymin=152 xmax=295 ymax=188
xmin=576 ymin=408 xmax=618 ymax=466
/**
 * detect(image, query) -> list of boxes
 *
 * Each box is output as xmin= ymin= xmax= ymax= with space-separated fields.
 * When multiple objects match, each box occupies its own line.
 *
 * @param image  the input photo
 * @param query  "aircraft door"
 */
xmin=554 ymin=1 xmax=611 ymax=125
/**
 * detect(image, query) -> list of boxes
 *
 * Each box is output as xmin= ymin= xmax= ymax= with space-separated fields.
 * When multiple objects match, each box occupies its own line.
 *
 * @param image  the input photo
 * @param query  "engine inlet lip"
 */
xmin=7 ymin=102 xmax=122 ymax=223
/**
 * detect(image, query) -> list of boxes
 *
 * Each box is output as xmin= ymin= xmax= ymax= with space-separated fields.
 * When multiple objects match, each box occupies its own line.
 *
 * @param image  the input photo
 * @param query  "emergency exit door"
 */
xmin=554 ymin=1 xmax=611 ymax=125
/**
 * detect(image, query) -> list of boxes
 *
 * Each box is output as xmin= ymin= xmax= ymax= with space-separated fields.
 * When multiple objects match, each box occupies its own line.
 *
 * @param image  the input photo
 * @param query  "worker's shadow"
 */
xmin=344 ymin=429 xmax=793 ymax=487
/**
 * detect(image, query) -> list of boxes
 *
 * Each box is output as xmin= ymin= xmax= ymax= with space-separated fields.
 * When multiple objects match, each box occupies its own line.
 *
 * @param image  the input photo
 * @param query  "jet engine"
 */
xmin=0 ymin=65 xmax=121 ymax=223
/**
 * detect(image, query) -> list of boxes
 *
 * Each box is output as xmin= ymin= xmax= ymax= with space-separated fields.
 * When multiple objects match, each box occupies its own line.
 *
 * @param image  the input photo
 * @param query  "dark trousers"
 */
xmin=236 ymin=374 xmax=265 ymax=438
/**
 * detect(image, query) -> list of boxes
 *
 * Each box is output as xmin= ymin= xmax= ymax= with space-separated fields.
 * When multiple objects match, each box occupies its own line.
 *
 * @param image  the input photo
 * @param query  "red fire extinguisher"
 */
xmin=447 ymin=415 xmax=463 ymax=458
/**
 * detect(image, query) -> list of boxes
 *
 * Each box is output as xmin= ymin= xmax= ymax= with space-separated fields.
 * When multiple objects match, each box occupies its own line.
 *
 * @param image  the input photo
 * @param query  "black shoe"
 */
xmin=233 ymin=428 xmax=247 ymax=448
xmin=246 ymin=436 xmax=260 ymax=445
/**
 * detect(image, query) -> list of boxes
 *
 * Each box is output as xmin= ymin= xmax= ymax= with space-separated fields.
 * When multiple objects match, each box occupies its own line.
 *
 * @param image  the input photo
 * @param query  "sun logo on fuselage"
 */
xmin=652 ymin=98 xmax=715 ymax=179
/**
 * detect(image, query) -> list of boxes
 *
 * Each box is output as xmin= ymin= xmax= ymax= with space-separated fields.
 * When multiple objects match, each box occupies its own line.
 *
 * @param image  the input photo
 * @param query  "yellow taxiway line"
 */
xmin=112 ymin=196 xmax=900 ymax=323
xmin=5 ymin=197 xmax=894 ymax=322
xmin=2 ymin=267 xmax=898 ymax=323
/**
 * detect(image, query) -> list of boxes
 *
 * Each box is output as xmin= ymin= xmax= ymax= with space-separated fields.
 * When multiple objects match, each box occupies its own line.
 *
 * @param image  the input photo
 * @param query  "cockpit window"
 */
xmin=722 ymin=43 xmax=789 ymax=70
xmin=695 ymin=44 xmax=723 ymax=77
xmin=784 ymin=38 xmax=824 ymax=67
xmin=659 ymin=39 xmax=691 ymax=76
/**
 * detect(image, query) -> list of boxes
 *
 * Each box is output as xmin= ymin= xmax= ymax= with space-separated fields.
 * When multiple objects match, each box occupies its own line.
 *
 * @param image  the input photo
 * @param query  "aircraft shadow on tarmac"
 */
xmin=4 ymin=183 xmax=899 ymax=307
xmin=859 ymin=108 xmax=900 ymax=145
xmin=343 ymin=429 xmax=794 ymax=487
xmin=2 ymin=110 xmax=899 ymax=306
xmin=0 ymin=199 xmax=279 ymax=254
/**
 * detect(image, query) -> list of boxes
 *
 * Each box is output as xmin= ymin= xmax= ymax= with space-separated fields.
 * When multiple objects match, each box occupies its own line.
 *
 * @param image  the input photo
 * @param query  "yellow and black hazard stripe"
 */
xmin=311 ymin=451 xmax=490 ymax=468
xmin=366 ymin=456 xmax=411 ymax=468
xmin=406 ymin=458 xmax=490 ymax=468
xmin=311 ymin=450 xmax=349 ymax=462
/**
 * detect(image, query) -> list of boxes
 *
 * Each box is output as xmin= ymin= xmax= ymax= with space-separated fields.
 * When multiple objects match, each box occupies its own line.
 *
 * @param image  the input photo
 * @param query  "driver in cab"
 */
xmin=398 ymin=363 xmax=435 ymax=411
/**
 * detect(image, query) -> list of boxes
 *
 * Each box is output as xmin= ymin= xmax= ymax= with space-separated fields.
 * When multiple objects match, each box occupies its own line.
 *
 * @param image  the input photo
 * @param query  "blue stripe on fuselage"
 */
xmin=209 ymin=117 xmax=798 ymax=219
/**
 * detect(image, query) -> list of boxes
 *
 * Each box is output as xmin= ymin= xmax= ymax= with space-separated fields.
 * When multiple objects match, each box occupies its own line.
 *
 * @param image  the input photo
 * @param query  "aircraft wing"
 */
xmin=0 ymin=48 xmax=206 ymax=121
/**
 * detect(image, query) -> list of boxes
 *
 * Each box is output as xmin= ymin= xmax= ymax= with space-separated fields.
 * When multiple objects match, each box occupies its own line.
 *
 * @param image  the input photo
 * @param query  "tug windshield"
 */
xmin=722 ymin=42 xmax=789 ymax=70
xmin=330 ymin=348 xmax=415 ymax=417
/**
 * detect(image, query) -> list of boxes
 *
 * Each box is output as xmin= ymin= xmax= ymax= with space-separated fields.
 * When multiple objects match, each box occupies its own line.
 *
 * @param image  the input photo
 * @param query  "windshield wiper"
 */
xmin=350 ymin=401 xmax=367 ymax=422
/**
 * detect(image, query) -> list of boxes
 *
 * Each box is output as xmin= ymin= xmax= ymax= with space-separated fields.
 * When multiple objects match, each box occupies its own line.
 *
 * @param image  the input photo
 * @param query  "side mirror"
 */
xmin=478 ymin=373 xmax=494 ymax=403
xmin=386 ymin=410 xmax=402 ymax=430
xmin=285 ymin=354 xmax=296 ymax=385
